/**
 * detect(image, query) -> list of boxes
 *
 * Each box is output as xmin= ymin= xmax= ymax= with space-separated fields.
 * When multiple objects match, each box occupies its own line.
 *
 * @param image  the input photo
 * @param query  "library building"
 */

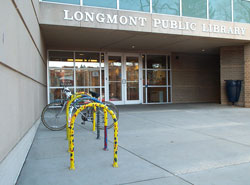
xmin=2 ymin=0 xmax=250 ymax=184
xmin=39 ymin=0 xmax=250 ymax=106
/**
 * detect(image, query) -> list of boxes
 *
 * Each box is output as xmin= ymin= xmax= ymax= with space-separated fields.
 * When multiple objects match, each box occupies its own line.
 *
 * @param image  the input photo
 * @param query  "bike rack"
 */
xmin=66 ymin=93 xmax=96 ymax=142
xmin=69 ymin=102 xmax=118 ymax=170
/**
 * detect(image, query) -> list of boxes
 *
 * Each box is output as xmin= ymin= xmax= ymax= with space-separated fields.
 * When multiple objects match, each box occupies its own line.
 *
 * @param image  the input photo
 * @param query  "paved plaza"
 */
xmin=17 ymin=104 xmax=250 ymax=185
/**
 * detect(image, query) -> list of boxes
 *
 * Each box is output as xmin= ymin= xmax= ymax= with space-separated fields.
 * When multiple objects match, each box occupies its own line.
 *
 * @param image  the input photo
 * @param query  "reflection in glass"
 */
xmin=147 ymin=55 xmax=166 ymax=69
xmin=143 ymin=87 xmax=146 ymax=103
xmin=182 ymin=0 xmax=207 ymax=18
xmin=147 ymin=70 xmax=167 ymax=85
xmin=127 ymin=82 xmax=139 ymax=100
xmin=42 ymin=0 xmax=80 ymax=5
xmin=109 ymin=56 xmax=122 ymax=101
xmin=75 ymin=52 xmax=100 ymax=69
xmin=152 ymin=0 xmax=180 ymax=15
xmin=109 ymin=56 xmax=122 ymax=82
xmin=126 ymin=57 xmax=139 ymax=101
xmin=168 ymin=71 xmax=171 ymax=85
xmin=76 ymin=69 xmax=100 ymax=86
xmin=209 ymin=0 xmax=231 ymax=21
xmin=147 ymin=87 xmax=167 ymax=103
xmin=50 ymin=69 xmax=74 ymax=87
xmin=168 ymin=87 xmax=171 ymax=102
xmin=75 ymin=52 xmax=100 ymax=87
xmin=83 ymin=0 xmax=117 ymax=8
xmin=234 ymin=0 xmax=250 ymax=23
xmin=119 ymin=0 xmax=150 ymax=12
xmin=76 ymin=88 xmax=100 ymax=95
xmin=109 ymin=82 xmax=122 ymax=101
xmin=49 ymin=51 xmax=74 ymax=68
xmin=50 ymin=88 xmax=74 ymax=102
xmin=126 ymin=57 xmax=139 ymax=81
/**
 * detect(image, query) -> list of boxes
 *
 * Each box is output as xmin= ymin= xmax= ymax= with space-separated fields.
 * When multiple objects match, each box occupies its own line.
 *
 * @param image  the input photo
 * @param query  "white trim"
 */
xmin=180 ymin=0 xmax=182 ymax=16
xmin=117 ymin=0 xmax=119 ymax=10
xmin=207 ymin=0 xmax=209 ymax=19
xmin=0 ymin=119 xmax=40 ymax=185
xmin=47 ymin=50 xmax=50 ymax=104
xmin=232 ymin=0 xmax=234 ymax=22
xmin=150 ymin=0 xmax=153 ymax=13
xmin=80 ymin=0 xmax=83 ymax=6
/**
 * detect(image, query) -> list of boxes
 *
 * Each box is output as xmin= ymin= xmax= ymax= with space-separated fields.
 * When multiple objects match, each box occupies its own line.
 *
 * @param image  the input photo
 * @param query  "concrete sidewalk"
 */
xmin=17 ymin=104 xmax=250 ymax=185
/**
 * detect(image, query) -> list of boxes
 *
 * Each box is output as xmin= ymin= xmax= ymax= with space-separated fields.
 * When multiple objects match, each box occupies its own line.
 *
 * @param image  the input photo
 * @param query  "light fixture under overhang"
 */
xmin=202 ymin=49 xmax=205 ymax=52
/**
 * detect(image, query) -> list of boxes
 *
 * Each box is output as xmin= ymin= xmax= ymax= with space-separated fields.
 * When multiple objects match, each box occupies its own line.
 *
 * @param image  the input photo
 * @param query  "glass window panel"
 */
xmin=50 ymin=69 xmax=74 ymax=87
xmin=147 ymin=70 xmax=167 ymax=85
xmin=75 ymin=52 xmax=100 ymax=68
xmin=126 ymin=57 xmax=139 ymax=82
xmin=75 ymin=52 xmax=100 ymax=87
xmin=234 ymin=0 xmax=250 ymax=23
xmin=147 ymin=87 xmax=167 ymax=103
xmin=168 ymin=87 xmax=171 ymax=102
xmin=109 ymin=82 xmax=122 ymax=101
xmin=42 ymin=0 xmax=80 ymax=5
xmin=142 ymin=55 xmax=146 ymax=69
xmin=83 ymin=0 xmax=117 ymax=8
xmin=101 ymin=53 xmax=105 ymax=86
xmin=109 ymin=56 xmax=122 ymax=82
xmin=49 ymin=51 xmax=74 ymax=68
xmin=209 ymin=0 xmax=231 ymax=21
xmin=76 ymin=69 xmax=100 ymax=86
xmin=143 ymin=87 xmax=146 ymax=103
xmin=152 ymin=0 xmax=180 ymax=15
xmin=143 ymin=70 xmax=146 ymax=85
xmin=168 ymin=71 xmax=171 ymax=85
xmin=182 ymin=0 xmax=207 ymax=18
xmin=127 ymin=82 xmax=139 ymax=100
xmin=49 ymin=88 xmax=74 ymax=102
xmin=76 ymin=88 xmax=100 ymax=95
xmin=119 ymin=0 xmax=150 ymax=12
xmin=147 ymin=55 xmax=166 ymax=69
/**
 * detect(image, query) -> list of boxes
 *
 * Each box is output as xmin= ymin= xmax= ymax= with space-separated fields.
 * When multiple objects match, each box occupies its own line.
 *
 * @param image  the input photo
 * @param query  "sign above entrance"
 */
xmin=64 ymin=9 xmax=246 ymax=36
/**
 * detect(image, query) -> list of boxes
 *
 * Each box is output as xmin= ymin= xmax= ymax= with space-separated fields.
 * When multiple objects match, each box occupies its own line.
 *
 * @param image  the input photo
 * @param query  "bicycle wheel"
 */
xmin=41 ymin=101 xmax=67 ymax=131
xmin=98 ymin=101 xmax=119 ymax=129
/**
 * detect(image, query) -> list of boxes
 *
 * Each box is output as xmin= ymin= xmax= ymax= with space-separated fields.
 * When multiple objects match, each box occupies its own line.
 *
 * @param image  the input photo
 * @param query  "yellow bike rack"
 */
xmin=69 ymin=102 xmax=118 ymax=170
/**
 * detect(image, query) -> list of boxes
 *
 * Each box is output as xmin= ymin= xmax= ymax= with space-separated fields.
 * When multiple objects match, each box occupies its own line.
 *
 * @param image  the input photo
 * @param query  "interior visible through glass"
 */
xmin=109 ymin=56 xmax=122 ymax=101
xmin=126 ymin=56 xmax=139 ymax=101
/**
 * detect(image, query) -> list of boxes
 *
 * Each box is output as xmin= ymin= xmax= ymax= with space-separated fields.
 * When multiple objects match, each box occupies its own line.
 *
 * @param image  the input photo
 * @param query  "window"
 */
xmin=209 ymin=0 xmax=232 ymax=21
xmin=48 ymin=51 xmax=104 ymax=103
xmin=119 ymin=0 xmax=150 ymax=12
xmin=182 ymin=0 xmax=207 ymax=18
xmin=152 ymin=0 xmax=180 ymax=15
xmin=234 ymin=0 xmax=250 ymax=23
xmin=143 ymin=55 xmax=172 ymax=103
xmin=83 ymin=0 xmax=117 ymax=9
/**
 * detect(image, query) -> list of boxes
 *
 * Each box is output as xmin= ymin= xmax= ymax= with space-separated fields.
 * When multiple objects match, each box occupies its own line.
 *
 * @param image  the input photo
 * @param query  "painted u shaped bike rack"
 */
xmin=69 ymin=102 xmax=118 ymax=170
xmin=66 ymin=93 xmax=97 ymax=141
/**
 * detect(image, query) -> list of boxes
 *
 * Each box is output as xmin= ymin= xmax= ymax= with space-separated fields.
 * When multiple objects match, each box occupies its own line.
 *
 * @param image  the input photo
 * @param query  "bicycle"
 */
xmin=41 ymin=88 xmax=119 ymax=131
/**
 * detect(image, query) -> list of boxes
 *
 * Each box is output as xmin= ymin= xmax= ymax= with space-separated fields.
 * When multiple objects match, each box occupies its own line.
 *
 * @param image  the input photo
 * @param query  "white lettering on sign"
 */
xmin=202 ymin=24 xmax=245 ymax=35
xmin=63 ymin=9 xmax=246 ymax=36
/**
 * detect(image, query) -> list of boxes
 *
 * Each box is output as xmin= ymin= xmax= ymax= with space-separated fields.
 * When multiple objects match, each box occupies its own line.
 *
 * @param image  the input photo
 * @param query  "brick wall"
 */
xmin=171 ymin=53 xmax=220 ymax=103
xmin=244 ymin=44 xmax=250 ymax=107
xmin=220 ymin=46 xmax=244 ymax=106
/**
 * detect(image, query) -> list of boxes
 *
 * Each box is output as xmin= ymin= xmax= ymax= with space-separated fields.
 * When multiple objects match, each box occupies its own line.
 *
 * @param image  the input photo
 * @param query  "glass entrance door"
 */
xmin=106 ymin=53 xmax=142 ymax=105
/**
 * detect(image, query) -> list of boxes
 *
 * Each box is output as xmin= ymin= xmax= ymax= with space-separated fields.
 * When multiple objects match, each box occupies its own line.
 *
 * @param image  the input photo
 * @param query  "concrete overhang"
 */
xmin=39 ymin=2 xmax=250 ymax=54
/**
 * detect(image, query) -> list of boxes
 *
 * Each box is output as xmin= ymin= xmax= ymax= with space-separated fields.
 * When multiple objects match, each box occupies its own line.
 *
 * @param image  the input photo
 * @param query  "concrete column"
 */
xmin=244 ymin=43 xmax=250 ymax=107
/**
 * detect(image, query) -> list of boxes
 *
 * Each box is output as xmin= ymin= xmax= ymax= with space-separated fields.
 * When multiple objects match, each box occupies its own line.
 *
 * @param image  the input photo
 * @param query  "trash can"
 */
xmin=225 ymin=80 xmax=242 ymax=105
